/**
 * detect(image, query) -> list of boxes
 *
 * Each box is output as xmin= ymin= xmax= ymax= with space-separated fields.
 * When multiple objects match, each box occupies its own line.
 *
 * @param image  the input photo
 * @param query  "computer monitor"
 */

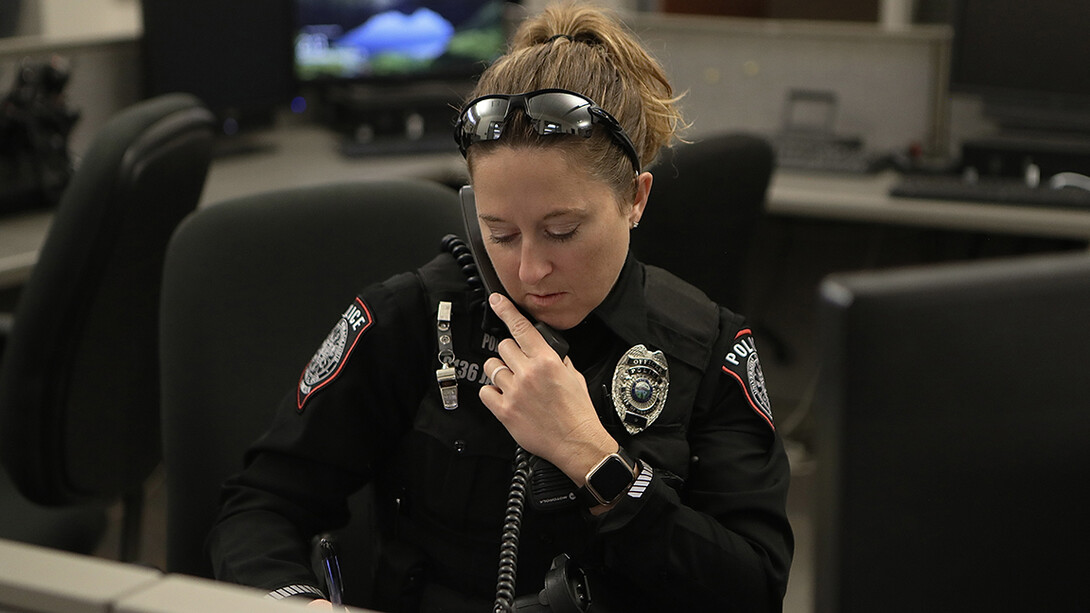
xmin=292 ymin=0 xmax=509 ymax=85
xmin=950 ymin=0 xmax=1090 ymax=133
xmin=813 ymin=253 xmax=1090 ymax=613
xmin=141 ymin=0 xmax=296 ymax=136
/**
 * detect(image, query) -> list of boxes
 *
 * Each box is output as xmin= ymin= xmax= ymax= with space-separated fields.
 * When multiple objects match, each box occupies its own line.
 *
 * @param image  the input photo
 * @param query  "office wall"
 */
xmin=9 ymin=0 xmax=141 ymax=38
xmin=629 ymin=13 xmax=951 ymax=155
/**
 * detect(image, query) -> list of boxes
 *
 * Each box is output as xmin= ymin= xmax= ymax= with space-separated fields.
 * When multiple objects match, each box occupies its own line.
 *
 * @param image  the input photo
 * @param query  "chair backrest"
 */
xmin=159 ymin=179 xmax=463 ymax=579
xmin=631 ymin=132 xmax=775 ymax=311
xmin=0 ymin=93 xmax=215 ymax=506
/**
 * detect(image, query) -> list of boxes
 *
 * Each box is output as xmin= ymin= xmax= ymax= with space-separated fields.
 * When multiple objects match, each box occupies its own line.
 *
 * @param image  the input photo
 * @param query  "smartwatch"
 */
xmin=577 ymin=447 xmax=638 ymax=507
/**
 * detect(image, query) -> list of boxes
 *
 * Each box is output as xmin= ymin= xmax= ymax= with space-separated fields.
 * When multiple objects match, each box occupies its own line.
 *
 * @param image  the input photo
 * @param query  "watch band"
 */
xmin=577 ymin=446 xmax=639 ymax=507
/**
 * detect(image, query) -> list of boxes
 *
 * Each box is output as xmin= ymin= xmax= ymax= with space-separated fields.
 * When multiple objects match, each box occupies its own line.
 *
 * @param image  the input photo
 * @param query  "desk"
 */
xmin=769 ymin=169 xmax=1090 ymax=240
xmin=0 ymin=538 xmax=376 ymax=612
xmin=4 ymin=123 xmax=1090 ymax=289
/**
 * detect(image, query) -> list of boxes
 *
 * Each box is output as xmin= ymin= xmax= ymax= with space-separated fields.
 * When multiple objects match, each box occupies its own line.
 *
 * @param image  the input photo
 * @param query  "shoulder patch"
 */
xmin=297 ymin=297 xmax=374 ymax=411
xmin=720 ymin=329 xmax=774 ymax=430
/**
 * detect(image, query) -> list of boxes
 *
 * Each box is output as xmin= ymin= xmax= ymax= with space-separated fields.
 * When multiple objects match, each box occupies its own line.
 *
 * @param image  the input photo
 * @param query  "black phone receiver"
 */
xmin=458 ymin=185 xmax=569 ymax=360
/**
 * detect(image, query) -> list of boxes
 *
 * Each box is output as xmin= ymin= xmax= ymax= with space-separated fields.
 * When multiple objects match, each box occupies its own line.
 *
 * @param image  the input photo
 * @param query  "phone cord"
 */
xmin=441 ymin=234 xmax=486 ymax=303
xmin=439 ymin=234 xmax=530 ymax=613
xmin=494 ymin=446 xmax=530 ymax=613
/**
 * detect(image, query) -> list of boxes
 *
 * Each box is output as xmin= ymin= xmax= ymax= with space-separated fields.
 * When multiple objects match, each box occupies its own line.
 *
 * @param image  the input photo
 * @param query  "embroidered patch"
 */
xmin=721 ymin=329 xmax=774 ymax=430
xmin=297 ymin=297 xmax=373 ymax=411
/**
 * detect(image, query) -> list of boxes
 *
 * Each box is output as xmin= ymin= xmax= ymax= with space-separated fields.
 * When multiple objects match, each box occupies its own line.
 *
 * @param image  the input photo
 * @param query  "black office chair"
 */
xmin=0 ymin=93 xmax=215 ymax=558
xmin=159 ymin=179 xmax=462 ymax=600
xmin=632 ymin=132 xmax=775 ymax=313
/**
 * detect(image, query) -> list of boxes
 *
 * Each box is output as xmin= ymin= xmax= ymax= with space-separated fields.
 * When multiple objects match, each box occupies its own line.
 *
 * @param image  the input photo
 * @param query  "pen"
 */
xmin=317 ymin=537 xmax=343 ymax=606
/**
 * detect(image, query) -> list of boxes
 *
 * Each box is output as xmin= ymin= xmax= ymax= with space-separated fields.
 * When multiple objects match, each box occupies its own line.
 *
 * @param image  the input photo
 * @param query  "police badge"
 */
xmin=612 ymin=344 xmax=669 ymax=435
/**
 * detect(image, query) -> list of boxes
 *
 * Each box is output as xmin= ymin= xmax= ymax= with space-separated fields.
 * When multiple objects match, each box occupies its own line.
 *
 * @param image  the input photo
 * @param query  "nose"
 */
xmin=518 ymin=238 xmax=552 ymax=286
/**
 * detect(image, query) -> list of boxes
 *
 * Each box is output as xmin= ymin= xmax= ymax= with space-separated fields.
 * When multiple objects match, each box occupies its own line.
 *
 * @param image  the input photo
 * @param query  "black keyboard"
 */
xmin=891 ymin=175 xmax=1090 ymax=210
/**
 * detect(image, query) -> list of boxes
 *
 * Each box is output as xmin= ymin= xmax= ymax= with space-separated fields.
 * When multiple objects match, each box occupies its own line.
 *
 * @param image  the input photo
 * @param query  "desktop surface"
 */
xmin=0 ymin=538 xmax=377 ymax=613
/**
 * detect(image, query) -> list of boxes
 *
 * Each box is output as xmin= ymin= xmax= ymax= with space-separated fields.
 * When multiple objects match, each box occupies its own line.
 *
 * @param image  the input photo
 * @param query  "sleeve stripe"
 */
xmin=266 ymin=584 xmax=326 ymax=600
xmin=627 ymin=463 xmax=653 ymax=499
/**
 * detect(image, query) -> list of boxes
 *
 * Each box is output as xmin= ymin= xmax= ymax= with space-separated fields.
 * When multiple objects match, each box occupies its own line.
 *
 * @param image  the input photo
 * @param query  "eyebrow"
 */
xmin=479 ymin=207 xmax=587 ymax=223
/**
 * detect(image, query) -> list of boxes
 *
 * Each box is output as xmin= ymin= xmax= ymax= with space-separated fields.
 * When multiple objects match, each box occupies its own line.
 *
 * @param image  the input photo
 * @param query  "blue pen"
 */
xmin=317 ymin=537 xmax=344 ymax=606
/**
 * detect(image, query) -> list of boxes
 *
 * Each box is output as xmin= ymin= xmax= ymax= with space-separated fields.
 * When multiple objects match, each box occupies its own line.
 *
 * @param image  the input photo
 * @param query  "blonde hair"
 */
xmin=465 ymin=2 xmax=683 ymax=202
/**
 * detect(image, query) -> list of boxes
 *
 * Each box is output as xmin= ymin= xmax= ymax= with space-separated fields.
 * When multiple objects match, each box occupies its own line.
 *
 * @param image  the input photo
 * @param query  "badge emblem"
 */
xmin=612 ymin=344 xmax=669 ymax=434
xmin=297 ymin=297 xmax=373 ymax=411
xmin=721 ymin=329 xmax=774 ymax=430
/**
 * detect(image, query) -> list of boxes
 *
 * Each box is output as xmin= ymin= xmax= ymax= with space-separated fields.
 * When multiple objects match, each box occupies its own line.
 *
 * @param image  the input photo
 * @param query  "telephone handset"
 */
xmin=458 ymin=185 xmax=569 ymax=359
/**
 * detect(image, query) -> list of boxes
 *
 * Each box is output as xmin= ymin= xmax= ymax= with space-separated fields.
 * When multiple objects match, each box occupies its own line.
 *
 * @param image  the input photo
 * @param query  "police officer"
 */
xmin=208 ymin=3 xmax=793 ymax=611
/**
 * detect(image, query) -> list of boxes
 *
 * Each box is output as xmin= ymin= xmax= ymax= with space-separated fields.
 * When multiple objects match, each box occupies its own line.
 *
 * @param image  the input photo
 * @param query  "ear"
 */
xmin=630 ymin=171 xmax=653 ymax=227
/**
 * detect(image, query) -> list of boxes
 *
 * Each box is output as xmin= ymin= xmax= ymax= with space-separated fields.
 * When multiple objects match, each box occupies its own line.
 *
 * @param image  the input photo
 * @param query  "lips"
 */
xmin=525 ymin=292 xmax=565 ymax=308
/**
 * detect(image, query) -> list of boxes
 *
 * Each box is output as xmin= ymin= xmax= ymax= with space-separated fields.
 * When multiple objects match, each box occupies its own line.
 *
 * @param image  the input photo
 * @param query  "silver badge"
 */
xmin=612 ymin=344 xmax=669 ymax=434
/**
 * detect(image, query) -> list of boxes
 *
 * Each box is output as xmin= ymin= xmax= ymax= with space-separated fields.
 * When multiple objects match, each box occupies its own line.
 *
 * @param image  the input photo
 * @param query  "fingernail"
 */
xmin=489 ymin=293 xmax=502 ymax=306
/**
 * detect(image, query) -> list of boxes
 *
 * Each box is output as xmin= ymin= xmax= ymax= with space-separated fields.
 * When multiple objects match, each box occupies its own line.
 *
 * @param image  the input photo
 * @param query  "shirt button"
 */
xmin=454 ymin=439 xmax=467 ymax=454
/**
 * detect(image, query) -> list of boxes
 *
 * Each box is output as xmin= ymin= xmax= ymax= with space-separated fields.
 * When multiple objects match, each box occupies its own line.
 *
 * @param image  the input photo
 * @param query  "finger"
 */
xmin=488 ymin=293 xmax=548 ymax=356
xmin=495 ymin=337 xmax=529 ymax=372
xmin=485 ymin=359 xmax=512 ymax=384
xmin=479 ymin=381 xmax=504 ymax=411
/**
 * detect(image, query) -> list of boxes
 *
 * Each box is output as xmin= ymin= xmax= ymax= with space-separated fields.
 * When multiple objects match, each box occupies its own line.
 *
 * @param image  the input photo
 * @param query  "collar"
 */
xmin=589 ymin=253 xmax=720 ymax=371
xmin=590 ymin=253 xmax=650 ymax=347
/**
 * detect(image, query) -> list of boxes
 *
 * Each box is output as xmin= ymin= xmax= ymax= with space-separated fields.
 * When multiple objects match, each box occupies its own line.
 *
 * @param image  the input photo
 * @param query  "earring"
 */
xmin=631 ymin=221 xmax=639 ymax=229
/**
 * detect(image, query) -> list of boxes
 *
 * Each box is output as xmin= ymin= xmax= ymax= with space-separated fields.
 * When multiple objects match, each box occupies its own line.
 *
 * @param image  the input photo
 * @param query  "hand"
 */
xmin=479 ymin=293 xmax=617 ymax=484
xmin=305 ymin=599 xmax=333 ymax=609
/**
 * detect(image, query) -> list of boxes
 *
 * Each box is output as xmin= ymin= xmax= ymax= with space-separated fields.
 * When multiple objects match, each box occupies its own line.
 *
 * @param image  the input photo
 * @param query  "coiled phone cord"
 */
xmin=494 ymin=446 xmax=531 ymax=613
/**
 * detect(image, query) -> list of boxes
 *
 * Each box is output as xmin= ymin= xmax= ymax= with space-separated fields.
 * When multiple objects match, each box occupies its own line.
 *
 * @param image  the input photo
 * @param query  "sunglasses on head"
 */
xmin=454 ymin=88 xmax=641 ymax=172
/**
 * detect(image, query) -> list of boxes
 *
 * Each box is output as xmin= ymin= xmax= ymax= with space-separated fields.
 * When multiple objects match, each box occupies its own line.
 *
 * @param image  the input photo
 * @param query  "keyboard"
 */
xmin=891 ymin=175 xmax=1090 ymax=210
xmin=773 ymin=136 xmax=887 ymax=174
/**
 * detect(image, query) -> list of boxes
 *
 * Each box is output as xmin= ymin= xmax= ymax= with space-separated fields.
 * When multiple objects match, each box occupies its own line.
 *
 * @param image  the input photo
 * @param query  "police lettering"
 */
xmin=480 ymin=332 xmax=501 ymax=352
xmin=724 ymin=336 xmax=757 ymax=366
xmin=344 ymin=304 xmax=368 ymax=331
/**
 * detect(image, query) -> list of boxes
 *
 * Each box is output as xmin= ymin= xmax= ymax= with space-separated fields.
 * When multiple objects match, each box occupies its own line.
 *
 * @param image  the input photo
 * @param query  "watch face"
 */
xmin=589 ymin=455 xmax=635 ymax=504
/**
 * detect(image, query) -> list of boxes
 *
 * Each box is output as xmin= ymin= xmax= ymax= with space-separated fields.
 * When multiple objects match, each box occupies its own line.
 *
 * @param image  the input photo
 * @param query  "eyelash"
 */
xmin=547 ymin=226 xmax=579 ymax=242
xmin=489 ymin=226 xmax=579 ymax=245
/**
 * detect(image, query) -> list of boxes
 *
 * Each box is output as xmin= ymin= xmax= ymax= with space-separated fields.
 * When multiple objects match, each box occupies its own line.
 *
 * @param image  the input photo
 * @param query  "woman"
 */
xmin=209 ymin=3 xmax=793 ymax=611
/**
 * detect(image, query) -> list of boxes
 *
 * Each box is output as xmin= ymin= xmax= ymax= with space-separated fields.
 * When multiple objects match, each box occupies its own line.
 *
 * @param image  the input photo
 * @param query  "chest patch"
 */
xmin=297 ymin=297 xmax=373 ymax=411
xmin=721 ymin=329 xmax=774 ymax=430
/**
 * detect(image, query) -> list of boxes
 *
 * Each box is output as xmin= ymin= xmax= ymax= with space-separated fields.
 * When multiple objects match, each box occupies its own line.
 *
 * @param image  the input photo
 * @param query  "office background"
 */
xmin=3 ymin=1 xmax=1088 ymax=611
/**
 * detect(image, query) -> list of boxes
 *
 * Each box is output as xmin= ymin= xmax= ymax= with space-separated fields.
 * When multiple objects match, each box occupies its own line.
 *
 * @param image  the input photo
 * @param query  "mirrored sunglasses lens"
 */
xmin=461 ymin=98 xmax=512 ymax=143
xmin=525 ymin=93 xmax=594 ymax=136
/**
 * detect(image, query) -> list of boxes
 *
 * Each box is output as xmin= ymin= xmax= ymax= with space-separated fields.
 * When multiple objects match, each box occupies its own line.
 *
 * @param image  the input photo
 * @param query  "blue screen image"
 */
xmin=294 ymin=0 xmax=506 ymax=81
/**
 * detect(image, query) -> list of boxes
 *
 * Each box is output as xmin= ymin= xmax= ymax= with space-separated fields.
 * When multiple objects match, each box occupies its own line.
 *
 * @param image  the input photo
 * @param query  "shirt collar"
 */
xmin=590 ymin=252 xmax=650 ymax=347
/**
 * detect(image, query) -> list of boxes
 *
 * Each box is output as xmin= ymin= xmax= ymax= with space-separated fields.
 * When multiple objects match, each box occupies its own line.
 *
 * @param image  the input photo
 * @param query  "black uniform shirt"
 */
xmin=208 ymin=250 xmax=793 ymax=612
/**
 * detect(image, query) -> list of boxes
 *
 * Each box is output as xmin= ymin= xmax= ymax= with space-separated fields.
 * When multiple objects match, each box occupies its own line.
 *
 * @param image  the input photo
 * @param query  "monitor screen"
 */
xmin=142 ymin=0 xmax=296 ymax=134
xmin=950 ymin=0 xmax=1090 ymax=131
xmin=813 ymin=253 xmax=1090 ymax=613
xmin=293 ymin=0 xmax=509 ymax=84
